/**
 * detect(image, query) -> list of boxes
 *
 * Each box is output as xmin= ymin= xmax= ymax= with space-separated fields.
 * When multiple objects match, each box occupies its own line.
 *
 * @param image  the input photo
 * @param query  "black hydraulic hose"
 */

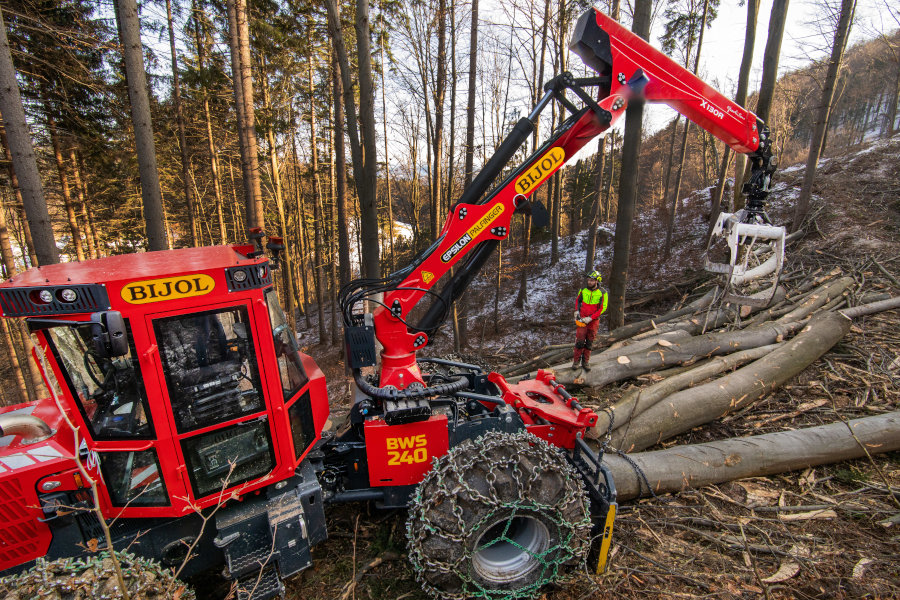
xmin=451 ymin=117 xmax=535 ymax=211
xmin=415 ymin=240 xmax=499 ymax=334
xmin=354 ymin=370 xmax=469 ymax=400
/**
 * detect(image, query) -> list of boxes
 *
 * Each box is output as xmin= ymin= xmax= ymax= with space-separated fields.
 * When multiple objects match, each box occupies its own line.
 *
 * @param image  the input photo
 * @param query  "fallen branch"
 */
xmin=338 ymin=552 xmax=400 ymax=600
xmin=839 ymin=296 xmax=900 ymax=319
xmin=604 ymin=410 xmax=900 ymax=501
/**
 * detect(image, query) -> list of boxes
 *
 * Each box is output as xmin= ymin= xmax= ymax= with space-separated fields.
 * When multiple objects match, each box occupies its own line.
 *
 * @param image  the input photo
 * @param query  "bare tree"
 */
xmin=355 ymin=0 xmax=381 ymax=278
xmin=332 ymin=49 xmax=351 ymax=286
xmin=165 ymin=0 xmax=197 ymax=246
xmin=607 ymin=0 xmax=652 ymax=330
xmin=709 ymin=0 xmax=758 ymax=230
xmin=736 ymin=0 xmax=789 ymax=208
xmin=793 ymin=0 xmax=858 ymax=230
xmin=225 ymin=0 xmax=263 ymax=231
xmin=0 ymin=11 xmax=58 ymax=265
xmin=115 ymin=0 xmax=167 ymax=251
xmin=662 ymin=0 xmax=714 ymax=259
xmin=46 ymin=114 xmax=85 ymax=261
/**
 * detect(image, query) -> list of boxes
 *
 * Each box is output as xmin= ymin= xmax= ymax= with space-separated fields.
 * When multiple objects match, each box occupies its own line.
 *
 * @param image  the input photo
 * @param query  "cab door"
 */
xmin=144 ymin=300 xmax=281 ymax=505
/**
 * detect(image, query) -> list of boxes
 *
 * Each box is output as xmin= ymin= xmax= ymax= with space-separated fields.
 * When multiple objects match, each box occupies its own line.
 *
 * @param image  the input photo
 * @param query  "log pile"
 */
xmin=498 ymin=265 xmax=900 ymax=490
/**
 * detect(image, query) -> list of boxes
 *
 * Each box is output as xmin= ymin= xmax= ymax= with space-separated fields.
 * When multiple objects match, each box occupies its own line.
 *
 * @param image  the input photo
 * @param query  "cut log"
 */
xmin=555 ymin=320 xmax=802 ymax=387
xmin=605 ymin=410 xmax=900 ymax=501
xmin=775 ymin=276 xmax=854 ymax=323
xmin=840 ymin=296 xmax=900 ymax=319
xmin=612 ymin=311 xmax=852 ymax=452
xmin=590 ymin=344 xmax=781 ymax=438
xmin=600 ymin=287 xmax=718 ymax=344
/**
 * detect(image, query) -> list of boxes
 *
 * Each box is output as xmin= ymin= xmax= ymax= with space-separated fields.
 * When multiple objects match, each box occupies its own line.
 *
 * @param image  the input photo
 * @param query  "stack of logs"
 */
xmin=500 ymin=269 xmax=900 ymax=501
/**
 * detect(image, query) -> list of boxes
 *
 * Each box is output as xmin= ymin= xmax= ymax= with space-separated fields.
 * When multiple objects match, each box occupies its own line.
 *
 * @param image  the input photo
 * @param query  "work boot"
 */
xmin=571 ymin=359 xmax=580 ymax=370
xmin=581 ymin=357 xmax=591 ymax=371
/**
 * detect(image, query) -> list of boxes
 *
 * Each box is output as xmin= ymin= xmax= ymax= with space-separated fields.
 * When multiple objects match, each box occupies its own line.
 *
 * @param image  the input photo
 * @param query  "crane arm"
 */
xmin=342 ymin=8 xmax=775 ymax=392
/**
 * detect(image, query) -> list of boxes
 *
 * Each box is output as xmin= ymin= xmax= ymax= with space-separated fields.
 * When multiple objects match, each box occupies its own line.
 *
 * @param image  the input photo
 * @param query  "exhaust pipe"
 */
xmin=0 ymin=414 xmax=53 ymax=444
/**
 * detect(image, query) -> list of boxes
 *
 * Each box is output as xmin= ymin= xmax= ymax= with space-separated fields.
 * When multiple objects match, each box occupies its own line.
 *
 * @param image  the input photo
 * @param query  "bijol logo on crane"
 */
xmin=515 ymin=146 xmax=565 ymax=195
xmin=121 ymin=274 xmax=215 ymax=304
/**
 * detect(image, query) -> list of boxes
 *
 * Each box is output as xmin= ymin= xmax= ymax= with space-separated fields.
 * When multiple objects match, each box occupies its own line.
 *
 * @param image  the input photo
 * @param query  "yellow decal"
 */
xmin=595 ymin=503 xmax=617 ymax=575
xmin=422 ymin=271 xmax=435 ymax=284
xmin=515 ymin=147 xmax=565 ymax=195
xmin=121 ymin=274 xmax=215 ymax=304
xmin=386 ymin=434 xmax=429 ymax=466
xmin=441 ymin=203 xmax=505 ymax=263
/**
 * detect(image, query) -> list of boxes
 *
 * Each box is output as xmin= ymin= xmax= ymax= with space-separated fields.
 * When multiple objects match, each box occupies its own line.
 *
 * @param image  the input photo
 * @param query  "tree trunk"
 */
xmin=378 ymin=15 xmax=394 ymax=272
xmin=607 ymin=0 xmax=651 ymax=330
xmin=737 ymin=0 xmax=789 ymax=209
xmin=226 ymin=0 xmax=263 ymax=231
xmin=46 ymin=115 xmax=85 ymax=261
xmin=584 ymin=136 xmax=606 ymax=271
xmin=607 ymin=411 xmax=900 ymax=501
xmin=309 ymin=59 xmax=327 ymax=344
xmin=793 ymin=0 xmax=857 ymax=231
xmin=0 ymin=188 xmax=30 ymax=403
xmin=165 ymin=0 xmax=197 ymax=246
xmin=331 ymin=49 xmax=351 ymax=286
xmin=355 ymin=0 xmax=380 ymax=278
xmin=116 ymin=0 xmax=167 ymax=251
xmin=261 ymin=57 xmax=295 ymax=331
xmin=68 ymin=148 xmax=97 ymax=259
xmin=594 ymin=343 xmax=778 ymax=438
xmin=324 ymin=0 xmax=370 ymax=277
xmin=430 ymin=0 xmax=448 ymax=245
xmin=463 ymin=0 xmax=478 ymax=189
xmin=193 ymin=3 xmax=227 ymax=244
xmin=613 ymin=311 xmax=851 ymax=453
xmin=663 ymin=0 xmax=710 ymax=258
xmin=660 ymin=116 xmax=680 ymax=213
xmin=0 ymin=15 xmax=58 ymax=265
xmin=290 ymin=125 xmax=312 ymax=328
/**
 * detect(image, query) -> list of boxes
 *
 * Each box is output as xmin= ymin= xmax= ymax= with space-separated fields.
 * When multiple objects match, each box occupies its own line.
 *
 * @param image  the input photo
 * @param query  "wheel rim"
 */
xmin=472 ymin=514 xmax=551 ymax=584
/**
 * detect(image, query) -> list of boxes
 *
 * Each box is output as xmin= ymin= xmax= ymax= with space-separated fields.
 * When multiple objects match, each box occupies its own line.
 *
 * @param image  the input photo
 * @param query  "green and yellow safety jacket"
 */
xmin=576 ymin=286 xmax=608 ymax=319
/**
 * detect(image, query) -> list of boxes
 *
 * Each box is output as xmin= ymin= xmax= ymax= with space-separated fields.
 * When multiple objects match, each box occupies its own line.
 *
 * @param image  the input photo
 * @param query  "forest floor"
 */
xmin=284 ymin=132 xmax=900 ymax=600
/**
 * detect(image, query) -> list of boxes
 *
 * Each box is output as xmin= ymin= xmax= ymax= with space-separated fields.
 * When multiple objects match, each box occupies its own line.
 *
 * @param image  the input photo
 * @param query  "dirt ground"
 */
xmin=282 ymin=134 xmax=900 ymax=600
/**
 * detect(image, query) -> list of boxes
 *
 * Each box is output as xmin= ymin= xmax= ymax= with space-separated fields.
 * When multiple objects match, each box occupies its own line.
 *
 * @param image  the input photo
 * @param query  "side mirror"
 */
xmin=90 ymin=311 xmax=129 ymax=358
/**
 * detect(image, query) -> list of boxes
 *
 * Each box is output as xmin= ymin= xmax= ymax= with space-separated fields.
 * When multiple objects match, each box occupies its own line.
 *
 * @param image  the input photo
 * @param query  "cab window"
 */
xmin=265 ymin=289 xmax=308 ymax=400
xmin=45 ymin=324 xmax=153 ymax=440
xmin=154 ymin=306 xmax=264 ymax=433
xmin=100 ymin=450 xmax=169 ymax=506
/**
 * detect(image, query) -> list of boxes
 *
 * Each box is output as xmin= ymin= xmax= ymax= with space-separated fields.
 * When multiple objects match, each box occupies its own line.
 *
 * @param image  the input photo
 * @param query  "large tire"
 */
xmin=406 ymin=431 xmax=591 ymax=600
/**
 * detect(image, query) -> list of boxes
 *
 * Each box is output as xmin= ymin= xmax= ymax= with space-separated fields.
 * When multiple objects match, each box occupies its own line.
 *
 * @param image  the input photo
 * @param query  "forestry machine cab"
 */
xmin=0 ymin=9 xmax=782 ymax=600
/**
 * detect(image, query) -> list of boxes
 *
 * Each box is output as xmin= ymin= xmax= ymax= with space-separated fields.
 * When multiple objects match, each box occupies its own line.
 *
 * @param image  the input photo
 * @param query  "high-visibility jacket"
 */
xmin=576 ymin=287 xmax=608 ymax=319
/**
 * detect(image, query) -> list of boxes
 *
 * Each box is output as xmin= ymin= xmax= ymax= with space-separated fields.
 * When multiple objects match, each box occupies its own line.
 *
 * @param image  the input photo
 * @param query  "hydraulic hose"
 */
xmin=354 ymin=370 xmax=469 ymax=400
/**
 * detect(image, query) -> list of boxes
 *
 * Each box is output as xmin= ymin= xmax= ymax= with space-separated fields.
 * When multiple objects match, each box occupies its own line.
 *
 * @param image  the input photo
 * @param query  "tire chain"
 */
xmin=406 ymin=431 xmax=592 ymax=600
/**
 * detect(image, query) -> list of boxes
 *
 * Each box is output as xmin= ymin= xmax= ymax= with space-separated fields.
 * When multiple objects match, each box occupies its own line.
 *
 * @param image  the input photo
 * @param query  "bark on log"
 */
xmin=613 ymin=311 xmax=852 ymax=452
xmin=775 ymin=276 xmax=854 ymax=323
xmin=555 ymin=320 xmax=801 ymax=387
xmin=666 ymin=286 xmax=786 ymax=335
xmin=605 ymin=410 xmax=900 ymax=501
xmin=601 ymin=287 xmax=717 ymax=344
xmin=591 ymin=344 xmax=781 ymax=438
xmin=840 ymin=296 xmax=900 ymax=319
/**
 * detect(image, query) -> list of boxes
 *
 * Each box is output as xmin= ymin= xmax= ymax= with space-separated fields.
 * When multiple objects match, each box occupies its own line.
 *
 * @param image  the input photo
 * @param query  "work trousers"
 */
xmin=573 ymin=319 xmax=600 ymax=363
